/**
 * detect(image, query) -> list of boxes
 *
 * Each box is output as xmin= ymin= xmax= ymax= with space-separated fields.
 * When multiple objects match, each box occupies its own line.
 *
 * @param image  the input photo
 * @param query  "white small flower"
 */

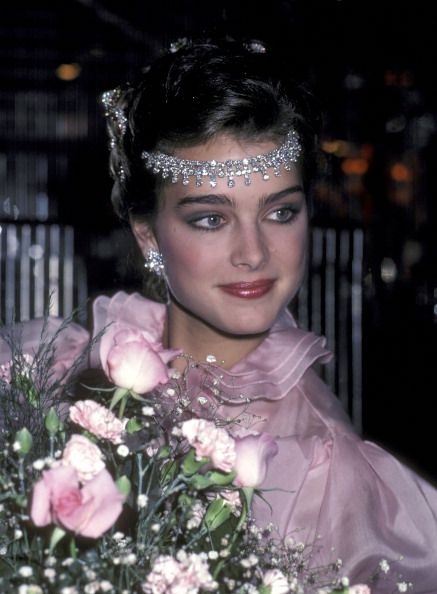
xmin=117 ymin=444 xmax=130 ymax=457
xmin=100 ymin=582 xmax=113 ymax=592
xmin=379 ymin=559 xmax=390 ymax=573
xmin=112 ymin=531 xmax=125 ymax=541
xmin=18 ymin=565 xmax=33 ymax=577
xmin=14 ymin=529 xmax=23 ymax=539
xmin=124 ymin=553 xmax=137 ymax=565
xmin=206 ymin=354 xmax=217 ymax=363
xmin=137 ymin=494 xmax=148 ymax=508
xmin=44 ymin=568 xmax=56 ymax=582
xmin=32 ymin=459 xmax=45 ymax=470
xmin=208 ymin=551 xmax=219 ymax=560
xmin=13 ymin=441 xmax=21 ymax=451
xmin=397 ymin=583 xmax=409 ymax=593
xmin=60 ymin=588 xmax=79 ymax=594
xmin=0 ymin=547 xmax=7 ymax=555
xmin=166 ymin=387 xmax=176 ymax=395
xmin=61 ymin=557 xmax=75 ymax=566
xmin=141 ymin=406 xmax=155 ymax=416
xmin=18 ymin=586 xmax=43 ymax=594
xmin=151 ymin=523 xmax=160 ymax=533
xmin=340 ymin=577 xmax=350 ymax=587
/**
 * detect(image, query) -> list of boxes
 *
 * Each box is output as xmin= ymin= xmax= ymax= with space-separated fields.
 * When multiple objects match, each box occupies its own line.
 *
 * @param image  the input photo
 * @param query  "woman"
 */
xmin=2 ymin=38 xmax=436 ymax=590
xmin=93 ymin=39 xmax=437 ymax=589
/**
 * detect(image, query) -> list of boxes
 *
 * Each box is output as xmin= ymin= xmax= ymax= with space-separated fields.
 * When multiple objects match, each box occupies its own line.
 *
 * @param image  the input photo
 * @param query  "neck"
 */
xmin=164 ymin=300 xmax=268 ymax=373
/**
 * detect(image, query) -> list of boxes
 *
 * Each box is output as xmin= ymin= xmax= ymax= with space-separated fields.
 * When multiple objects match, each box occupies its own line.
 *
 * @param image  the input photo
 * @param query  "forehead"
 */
xmin=156 ymin=134 xmax=304 ymax=204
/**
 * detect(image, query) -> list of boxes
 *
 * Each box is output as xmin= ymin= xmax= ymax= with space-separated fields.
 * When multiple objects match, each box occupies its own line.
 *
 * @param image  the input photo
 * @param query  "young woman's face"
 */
xmin=140 ymin=134 xmax=308 ymax=337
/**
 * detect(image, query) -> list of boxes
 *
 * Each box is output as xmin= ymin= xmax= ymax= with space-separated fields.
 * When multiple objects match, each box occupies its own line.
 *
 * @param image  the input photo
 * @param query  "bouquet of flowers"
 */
xmin=0 ymin=315 xmax=401 ymax=594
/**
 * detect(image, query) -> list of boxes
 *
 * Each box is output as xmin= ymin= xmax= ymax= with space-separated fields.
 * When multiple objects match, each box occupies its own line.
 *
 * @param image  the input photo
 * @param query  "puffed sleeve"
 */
xmin=252 ymin=372 xmax=437 ymax=592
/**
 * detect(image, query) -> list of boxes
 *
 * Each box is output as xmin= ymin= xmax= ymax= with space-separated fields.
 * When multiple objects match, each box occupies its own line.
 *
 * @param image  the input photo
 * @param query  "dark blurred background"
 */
xmin=1 ymin=1 xmax=436 ymax=480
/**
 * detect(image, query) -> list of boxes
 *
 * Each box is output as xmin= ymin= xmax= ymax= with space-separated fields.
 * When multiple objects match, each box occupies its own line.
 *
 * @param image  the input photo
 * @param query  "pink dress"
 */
xmin=3 ymin=290 xmax=437 ymax=591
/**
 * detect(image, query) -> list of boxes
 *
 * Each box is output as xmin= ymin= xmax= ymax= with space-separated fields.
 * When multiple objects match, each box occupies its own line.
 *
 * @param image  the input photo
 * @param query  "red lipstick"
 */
xmin=218 ymin=279 xmax=276 ymax=299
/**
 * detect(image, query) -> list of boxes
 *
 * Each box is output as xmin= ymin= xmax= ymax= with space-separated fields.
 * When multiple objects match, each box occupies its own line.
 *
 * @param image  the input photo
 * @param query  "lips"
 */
xmin=218 ymin=279 xmax=276 ymax=299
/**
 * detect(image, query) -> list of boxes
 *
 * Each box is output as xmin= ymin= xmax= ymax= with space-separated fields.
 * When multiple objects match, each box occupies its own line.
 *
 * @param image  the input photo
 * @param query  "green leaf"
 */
xmin=15 ymin=494 xmax=28 ymax=508
xmin=109 ymin=387 xmax=129 ymax=410
xmin=126 ymin=417 xmax=142 ymax=433
xmin=45 ymin=407 xmax=60 ymax=435
xmin=156 ymin=445 xmax=171 ymax=460
xmin=49 ymin=526 xmax=66 ymax=552
xmin=205 ymin=470 xmax=236 ymax=486
xmin=258 ymin=587 xmax=271 ymax=594
xmin=182 ymin=448 xmax=209 ymax=476
xmin=116 ymin=475 xmax=131 ymax=497
xmin=15 ymin=427 xmax=32 ymax=455
xmin=160 ymin=460 xmax=178 ymax=486
xmin=189 ymin=474 xmax=215 ymax=490
xmin=204 ymin=498 xmax=232 ymax=531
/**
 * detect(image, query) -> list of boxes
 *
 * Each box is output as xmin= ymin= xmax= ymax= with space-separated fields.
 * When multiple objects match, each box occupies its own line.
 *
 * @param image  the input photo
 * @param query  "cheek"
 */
xmin=158 ymin=226 xmax=215 ymax=282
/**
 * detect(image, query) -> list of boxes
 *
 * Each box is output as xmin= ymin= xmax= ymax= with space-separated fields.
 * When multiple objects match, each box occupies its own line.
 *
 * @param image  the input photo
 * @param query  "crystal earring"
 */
xmin=144 ymin=248 xmax=164 ymax=277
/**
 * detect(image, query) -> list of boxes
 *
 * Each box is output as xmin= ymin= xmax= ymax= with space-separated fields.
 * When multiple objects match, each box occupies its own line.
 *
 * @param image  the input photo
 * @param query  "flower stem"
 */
xmin=212 ymin=487 xmax=253 ymax=580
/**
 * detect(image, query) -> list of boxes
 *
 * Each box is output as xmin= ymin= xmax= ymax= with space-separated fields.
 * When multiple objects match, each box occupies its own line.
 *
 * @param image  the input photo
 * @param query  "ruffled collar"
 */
xmin=92 ymin=291 xmax=332 ymax=403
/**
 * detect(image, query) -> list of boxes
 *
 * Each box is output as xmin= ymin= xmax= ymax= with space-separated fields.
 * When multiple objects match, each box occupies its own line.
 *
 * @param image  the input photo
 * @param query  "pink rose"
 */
xmin=69 ymin=400 xmax=126 ymax=444
xmin=262 ymin=569 xmax=290 ymax=594
xmin=233 ymin=433 xmax=278 ymax=488
xmin=62 ymin=434 xmax=105 ymax=482
xmin=100 ymin=326 xmax=180 ymax=394
xmin=181 ymin=419 xmax=236 ymax=473
xmin=31 ymin=464 xmax=124 ymax=538
xmin=349 ymin=587 xmax=371 ymax=594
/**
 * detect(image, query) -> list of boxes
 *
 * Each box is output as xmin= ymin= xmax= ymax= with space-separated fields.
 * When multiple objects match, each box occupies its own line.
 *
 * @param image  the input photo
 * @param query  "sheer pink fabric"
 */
xmin=91 ymin=292 xmax=437 ymax=590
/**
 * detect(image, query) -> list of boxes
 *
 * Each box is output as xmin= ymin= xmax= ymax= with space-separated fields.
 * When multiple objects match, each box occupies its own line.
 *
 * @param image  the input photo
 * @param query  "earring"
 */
xmin=144 ymin=248 xmax=165 ymax=277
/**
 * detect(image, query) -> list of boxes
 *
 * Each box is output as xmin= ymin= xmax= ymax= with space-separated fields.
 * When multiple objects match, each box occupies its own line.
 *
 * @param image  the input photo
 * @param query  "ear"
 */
xmin=130 ymin=218 xmax=158 ymax=257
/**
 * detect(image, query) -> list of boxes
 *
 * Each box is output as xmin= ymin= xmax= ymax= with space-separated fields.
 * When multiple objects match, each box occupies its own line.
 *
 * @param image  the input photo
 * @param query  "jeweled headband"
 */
xmin=141 ymin=130 xmax=302 ymax=188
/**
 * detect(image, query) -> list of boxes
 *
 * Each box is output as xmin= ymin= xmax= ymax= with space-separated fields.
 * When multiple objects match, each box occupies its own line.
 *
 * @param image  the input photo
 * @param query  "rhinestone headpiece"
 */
xmin=141 ymin=130 xmax=302 ymax=188
xmin=101 ymin=87 xmax=128 ymax=138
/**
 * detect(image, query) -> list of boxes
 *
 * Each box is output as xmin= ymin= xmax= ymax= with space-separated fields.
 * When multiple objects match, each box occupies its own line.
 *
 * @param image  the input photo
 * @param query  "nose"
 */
xmin=230 ymin=222 xmax=269 ymax=270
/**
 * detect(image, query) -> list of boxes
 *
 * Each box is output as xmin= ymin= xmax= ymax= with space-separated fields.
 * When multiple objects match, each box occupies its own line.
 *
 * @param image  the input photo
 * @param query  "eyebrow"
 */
xmin=175 ymin=185 xmax=304 ymax=209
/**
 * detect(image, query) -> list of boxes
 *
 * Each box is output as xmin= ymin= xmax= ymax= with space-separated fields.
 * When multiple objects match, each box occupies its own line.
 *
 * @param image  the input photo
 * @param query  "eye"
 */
xmin=189 ymin=213 xmax=225 ymax=230
xmin=267 ymin=207 xmax=297 ymax=224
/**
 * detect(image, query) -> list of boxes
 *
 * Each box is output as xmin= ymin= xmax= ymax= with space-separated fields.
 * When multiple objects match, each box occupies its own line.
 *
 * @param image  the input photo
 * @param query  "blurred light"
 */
xmin=321 ymin=139 xmax=353 ymax=157
xmin=7 ymin=234 xmax=19 ymax=257
xmin=36 ymin=192 xmax=49 ymax=221
xmin=390 ymin=162 xmax=413 ymax=183
xmin=385 ymin=115 xmax=407 ymax=134
xmin=341 ymin=158 xmax=369 ymax=176
xmin=380 ymin=257 xmax=397 ymax=283
xmin=344 ymin=73 xmax=364 ymax=90
xmin=403 ymin=240 xmax=422 ymax=268
xmin=29 ymin=244 xmax=44 ymax=260
xmin=55 ymin=63 xmax=81 ymax=81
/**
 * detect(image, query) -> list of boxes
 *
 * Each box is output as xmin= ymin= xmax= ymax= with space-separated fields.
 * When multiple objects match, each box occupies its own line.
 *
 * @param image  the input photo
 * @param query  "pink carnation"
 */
xmin=62 ymin=434 xmax=105 ymax=482
xmin=69 ymin=400 xmax=126 ymax=444
xmin=31 ymin=464 xmax=124 ymax=538
xmin=181 ymin=419 xmax=236 ymax=472
xmin=142 ymin=550 xmax=217 ymax=594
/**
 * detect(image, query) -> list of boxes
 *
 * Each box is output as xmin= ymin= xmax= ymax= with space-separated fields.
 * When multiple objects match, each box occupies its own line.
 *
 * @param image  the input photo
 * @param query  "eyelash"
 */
xmin=187 ymin=206 xmax=299 ymax=231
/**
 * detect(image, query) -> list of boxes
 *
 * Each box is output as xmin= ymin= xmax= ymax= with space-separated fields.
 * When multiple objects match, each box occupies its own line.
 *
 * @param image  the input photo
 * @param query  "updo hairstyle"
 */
xmin=103 ymin=38 xmax=320 ymax=224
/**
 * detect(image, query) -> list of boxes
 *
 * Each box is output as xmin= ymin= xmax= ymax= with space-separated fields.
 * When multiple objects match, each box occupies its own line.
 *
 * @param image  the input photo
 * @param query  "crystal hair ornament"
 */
xmin=141 ymin=130 xmax=302 ymax=188
xmin=144 ymin=249 xmax=165 ymax=277
xmin=101 ymin=87 xmax=128 ymax=139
